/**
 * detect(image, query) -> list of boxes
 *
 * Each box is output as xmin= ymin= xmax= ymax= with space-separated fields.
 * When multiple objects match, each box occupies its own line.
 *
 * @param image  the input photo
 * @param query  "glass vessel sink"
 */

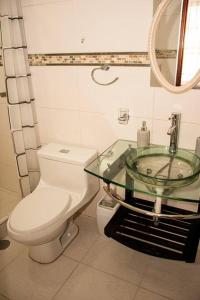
xmin=126 ymin=146 xmax=200 ymax=192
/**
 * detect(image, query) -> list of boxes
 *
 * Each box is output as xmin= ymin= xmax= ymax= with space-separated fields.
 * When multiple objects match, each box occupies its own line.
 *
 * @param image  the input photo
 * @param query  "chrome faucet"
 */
xmin=167 ymin=113 xmax=181 ymax=154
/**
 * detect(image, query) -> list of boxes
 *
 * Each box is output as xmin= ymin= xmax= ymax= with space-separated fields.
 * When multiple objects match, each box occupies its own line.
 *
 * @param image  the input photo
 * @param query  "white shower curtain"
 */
xmin=0 ymin=0 xmax=41 ymax=196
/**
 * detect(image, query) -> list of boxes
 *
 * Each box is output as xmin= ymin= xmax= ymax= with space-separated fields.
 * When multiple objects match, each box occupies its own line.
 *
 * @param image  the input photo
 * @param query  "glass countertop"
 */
xmin=84 ymin=139 xmax=200 ymax=203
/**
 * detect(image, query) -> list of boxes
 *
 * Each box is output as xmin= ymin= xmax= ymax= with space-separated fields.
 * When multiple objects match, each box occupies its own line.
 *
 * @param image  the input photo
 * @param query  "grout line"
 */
xmin=80 ymin=259 xmax=141 ymax=287
xmin=132 ymin=285 xmax=141 ymax=300
xmin=0 ymin=292 xmax=10 ymax=300
xmin=153 ymin=117 xmax=200 ymax=126
xmin=135 ymin=256 xmax=153 ymax=289
xmin=21 ymin=0 xmax=75 ymax=8
xmin=138 ymin=287 xmax=174 ymax=300
xmin=62 ymin=233 xmax=100 ymax=263
xmin=78 ymin=233 xmax=101 ymax=264
xmin=36 ymin=106 xmax=80 ymax=113
xmin=137 ymin=258 xmax=174 ymax=300
xmin=51 ymin=217 xmax=100 ymax=299
xmin=0 ymin=246 xmax=27 ymax=274
xmin=151 ymin=87 xmax=156 ymax=141
xmin=51 ymin=260 xmax=80 ymax=300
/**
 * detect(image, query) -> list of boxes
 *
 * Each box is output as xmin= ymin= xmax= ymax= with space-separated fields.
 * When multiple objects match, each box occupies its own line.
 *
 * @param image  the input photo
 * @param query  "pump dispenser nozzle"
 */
xmin=137 ymin=121 xmax=150 ymax=148
xmin=141 ymin=121 xmax=147 ymax=131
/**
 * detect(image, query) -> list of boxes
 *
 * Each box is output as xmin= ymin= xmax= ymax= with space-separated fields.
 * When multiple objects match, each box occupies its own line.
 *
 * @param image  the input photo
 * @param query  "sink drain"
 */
xmin=0 ymin=240 xmax=10 ymax=250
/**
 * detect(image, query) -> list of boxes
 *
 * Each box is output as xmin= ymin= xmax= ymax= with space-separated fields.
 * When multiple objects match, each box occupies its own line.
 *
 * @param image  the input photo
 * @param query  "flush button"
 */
xmin=59 ymin=149 xmax=70 ymax=154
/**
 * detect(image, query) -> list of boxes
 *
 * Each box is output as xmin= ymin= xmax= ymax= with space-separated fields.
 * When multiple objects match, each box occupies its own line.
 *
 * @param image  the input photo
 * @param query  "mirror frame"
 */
xmin=149 ymin=0 xmax=200 ymax=94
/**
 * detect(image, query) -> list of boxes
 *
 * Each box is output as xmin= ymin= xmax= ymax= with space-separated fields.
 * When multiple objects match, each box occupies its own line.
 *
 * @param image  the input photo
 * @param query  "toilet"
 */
xmin=7 ymin=143 xmax=99 ymax=263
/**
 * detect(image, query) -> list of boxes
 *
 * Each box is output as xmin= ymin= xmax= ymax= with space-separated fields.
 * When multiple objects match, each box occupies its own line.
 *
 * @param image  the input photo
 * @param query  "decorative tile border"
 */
xmin=156 ymin=49 xmax=177 ymax=59
xmin=0 ymin=50 xmax=176 ymax=67
xmin=28 ymin=52 xmax=150 ymax=66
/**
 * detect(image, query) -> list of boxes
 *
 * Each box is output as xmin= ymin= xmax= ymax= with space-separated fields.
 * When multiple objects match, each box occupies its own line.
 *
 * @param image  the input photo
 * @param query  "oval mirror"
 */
xmin=149 ymin=0 xmax=200 ymax=93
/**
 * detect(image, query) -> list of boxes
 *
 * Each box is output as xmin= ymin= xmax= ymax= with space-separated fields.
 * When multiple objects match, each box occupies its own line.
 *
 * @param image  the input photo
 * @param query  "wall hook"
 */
xmin=91 ymin=64 xmax=119 ymax=86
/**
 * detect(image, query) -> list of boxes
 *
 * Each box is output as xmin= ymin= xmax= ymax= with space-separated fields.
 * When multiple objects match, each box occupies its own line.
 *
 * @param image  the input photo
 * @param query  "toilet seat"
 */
xmin=9 ymin=186 xmax=71 ymax=234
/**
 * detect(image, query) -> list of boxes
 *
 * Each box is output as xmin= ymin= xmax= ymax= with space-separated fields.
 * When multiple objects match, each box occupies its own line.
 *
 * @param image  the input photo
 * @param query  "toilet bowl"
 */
xmin=7 ymin=143 xmax=99 ymax=263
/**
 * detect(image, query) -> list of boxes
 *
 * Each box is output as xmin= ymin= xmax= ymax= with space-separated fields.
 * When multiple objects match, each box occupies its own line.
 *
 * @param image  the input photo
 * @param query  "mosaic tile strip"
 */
xmin=156 ymin=49 xmax=177 ymax=59
xmin=28 ymin=52 xmax=150 ymax=66
xmin=0 ymin=50 xmax=176 ymax=67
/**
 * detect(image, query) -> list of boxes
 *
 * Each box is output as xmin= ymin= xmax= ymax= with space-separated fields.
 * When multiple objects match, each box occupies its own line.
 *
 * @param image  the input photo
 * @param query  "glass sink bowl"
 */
xmin=126 ymin=146 xmax=200 ymax=192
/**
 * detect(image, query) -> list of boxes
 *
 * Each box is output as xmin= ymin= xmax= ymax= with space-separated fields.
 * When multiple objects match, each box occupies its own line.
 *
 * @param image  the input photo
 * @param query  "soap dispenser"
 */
xmin=137 ymin=121 xmax=150 ymax=148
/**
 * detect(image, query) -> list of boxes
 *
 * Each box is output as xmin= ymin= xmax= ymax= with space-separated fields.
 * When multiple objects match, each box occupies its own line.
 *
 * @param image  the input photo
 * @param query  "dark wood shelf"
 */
xmin=105 ymin=197 xmax=200 ymax=263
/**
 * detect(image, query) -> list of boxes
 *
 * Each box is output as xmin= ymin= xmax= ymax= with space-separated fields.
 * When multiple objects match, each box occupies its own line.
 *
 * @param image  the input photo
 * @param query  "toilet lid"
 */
xmin=9 ymin=186 xmax=70 ymax=233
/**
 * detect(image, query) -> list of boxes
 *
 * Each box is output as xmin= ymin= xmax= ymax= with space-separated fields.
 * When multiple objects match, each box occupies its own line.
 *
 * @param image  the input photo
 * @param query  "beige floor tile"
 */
xmin=0 ymin=294 xmax=9 ymax=300
xmin=0 ymin=251 xmax=78 ymax=300
xmin=135 ymin=288 xmax=171 ymax=300
xmin=0 ymin=238 xmax=25 ymax=272
xmin=83 ymin=236 xmax=151 ymax=285
xmin=141 ymin=256 xmax=200 ymax=300
xmin=63 ymin=215 xmax=100 ymax=261
xmin=54 ymin=263 xmax=138 ymax=300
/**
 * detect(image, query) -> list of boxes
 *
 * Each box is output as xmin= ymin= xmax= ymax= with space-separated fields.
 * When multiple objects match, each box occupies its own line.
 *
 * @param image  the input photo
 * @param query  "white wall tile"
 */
xmin=0 ymin=67 xmax=6 ymax=92
xmin=79 ymin=112 xmax=152 ymax=153
xmin=0 ymin=163 xmax=20 ymax=193
xmin=22 ymin=0 xmax=153 ymax=53
xmin=36 ymin=107 xmax=81 ymax=145
xmin=22 ymin=1 xmax=80 ymax=54
xmin=31 ymin=66 xmax=79 ymax=110
xmin=0 ymin=134 xmax=16 ymax=166
xmin=0 ymin=190 xmax=21 ymax=220
xmin=79 ymin=112 xmax=117 ymax=153
xmin=154 ymin=88 xmax=200 ymax=123
xmin=77 ymin=67 xmax=154 ymax=118
xmin=21 ymin=0 xmax=69 ymax=6
xmin=0 ymin=95 xmax=19 ymax=193
xmin=0 ymin=103 xmax=10 ymax=135
xmin=73 ymin=0 xmax=153 ymax=52
xmin=179 ymin=122 xmax=200 ymax=150
xmin=151 ymin=119 xmax=170 ymax=146
xmin=151 ymin=118 xmax=200 ymax=150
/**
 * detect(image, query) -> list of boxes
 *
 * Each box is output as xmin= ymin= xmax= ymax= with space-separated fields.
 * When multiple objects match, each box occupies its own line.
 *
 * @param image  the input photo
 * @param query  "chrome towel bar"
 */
xmin=103 ymin=185 xmax=200 ymax=220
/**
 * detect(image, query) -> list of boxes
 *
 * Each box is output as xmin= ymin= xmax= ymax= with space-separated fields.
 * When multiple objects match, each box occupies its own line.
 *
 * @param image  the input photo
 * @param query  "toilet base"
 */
xmin=28 ymin=222 xmax=79 ymax=263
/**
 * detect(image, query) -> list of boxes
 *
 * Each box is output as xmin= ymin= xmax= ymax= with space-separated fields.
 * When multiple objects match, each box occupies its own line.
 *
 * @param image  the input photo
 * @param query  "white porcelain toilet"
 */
xmin=7 ymin=143 xmax=99 ymax=263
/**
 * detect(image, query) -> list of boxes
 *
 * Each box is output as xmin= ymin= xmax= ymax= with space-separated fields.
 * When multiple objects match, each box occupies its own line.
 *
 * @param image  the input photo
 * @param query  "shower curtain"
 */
xmin=0 ymin=0 xmax=41 ymax=197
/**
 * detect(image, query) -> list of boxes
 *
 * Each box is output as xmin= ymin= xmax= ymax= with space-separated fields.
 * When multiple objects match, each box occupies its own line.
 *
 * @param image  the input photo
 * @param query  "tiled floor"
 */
xmin=0 ymin=215 xmax=200 ymax=300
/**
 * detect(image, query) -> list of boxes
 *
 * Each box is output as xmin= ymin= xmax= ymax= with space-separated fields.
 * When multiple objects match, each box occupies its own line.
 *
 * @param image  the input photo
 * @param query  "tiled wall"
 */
xmin=20 ymin=0 xmax=200 ymax=215
xmin=0 ymin=51 xmax=176 ymax=67
xmin=28 ymin=52 xmax=150 ymax=66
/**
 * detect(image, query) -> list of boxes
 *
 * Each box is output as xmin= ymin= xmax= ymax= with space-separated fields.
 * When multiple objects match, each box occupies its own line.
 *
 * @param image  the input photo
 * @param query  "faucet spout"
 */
xmin=167 ymin=113 xmax=181 ymax=155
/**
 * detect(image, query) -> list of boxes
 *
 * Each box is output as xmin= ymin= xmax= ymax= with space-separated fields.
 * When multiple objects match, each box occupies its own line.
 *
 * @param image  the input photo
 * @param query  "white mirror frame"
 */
xmin=149 ymin=0 xmax=200 ymax=94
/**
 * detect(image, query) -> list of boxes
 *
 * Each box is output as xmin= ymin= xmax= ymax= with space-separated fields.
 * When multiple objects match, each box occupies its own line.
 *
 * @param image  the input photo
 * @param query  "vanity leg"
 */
xmin=184 ymin=200 xmax=200 ymax=263
xmin=125 ymin=172 xmax=134 ymax=201
xmin=184 ymin=222 xmax=200 ymax=263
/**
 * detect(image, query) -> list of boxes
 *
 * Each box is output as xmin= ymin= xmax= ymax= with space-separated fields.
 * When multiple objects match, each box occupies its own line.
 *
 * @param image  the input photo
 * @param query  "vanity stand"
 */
xmin=84 ymin=140 xmax=200 ymax=263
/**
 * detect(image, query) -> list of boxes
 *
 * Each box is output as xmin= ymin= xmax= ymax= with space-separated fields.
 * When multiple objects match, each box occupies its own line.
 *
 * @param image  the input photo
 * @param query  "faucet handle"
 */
xmin=169 ymin=113 xmax=176 ymax=121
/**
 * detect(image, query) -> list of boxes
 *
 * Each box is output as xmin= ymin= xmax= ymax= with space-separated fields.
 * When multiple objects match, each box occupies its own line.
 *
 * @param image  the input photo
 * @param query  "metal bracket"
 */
xmin=103 ymin=185 xmax=200 ymax=220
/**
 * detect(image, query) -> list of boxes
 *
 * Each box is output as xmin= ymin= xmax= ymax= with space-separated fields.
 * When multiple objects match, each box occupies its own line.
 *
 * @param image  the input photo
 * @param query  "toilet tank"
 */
xmin=37 ymin=143 xmax=99 ymax=196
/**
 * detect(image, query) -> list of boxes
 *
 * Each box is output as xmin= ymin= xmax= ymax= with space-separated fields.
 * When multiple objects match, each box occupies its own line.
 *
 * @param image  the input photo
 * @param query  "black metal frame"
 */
xmin=105 ymin=188 xmax=200 ymax=263
xmin=103 ymin=159 xmax=200 ymax=263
